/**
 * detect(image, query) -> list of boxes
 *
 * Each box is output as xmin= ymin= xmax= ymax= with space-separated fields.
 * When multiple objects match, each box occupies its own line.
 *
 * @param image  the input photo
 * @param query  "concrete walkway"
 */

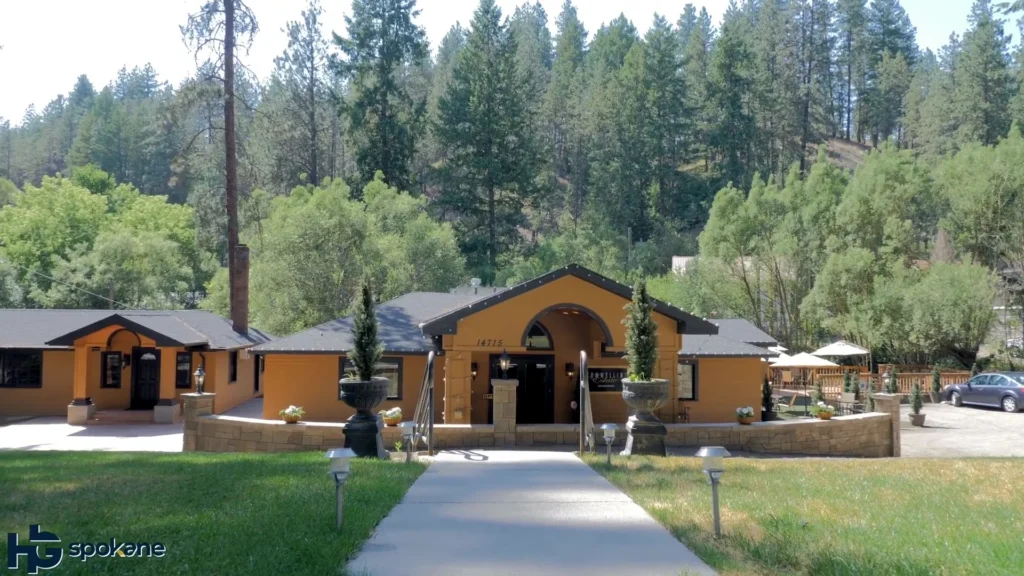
xmin=349 ymin=450 xmax=715 ymax=576
xmin=0 ymin=417 xmax=182 ymax=452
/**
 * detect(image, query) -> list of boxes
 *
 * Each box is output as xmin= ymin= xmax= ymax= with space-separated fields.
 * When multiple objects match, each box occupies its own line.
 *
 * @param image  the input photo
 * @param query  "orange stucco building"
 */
xmin=256 ymin=265 xmax=776 ymax=426
xmin=0 ymin=310 xmax=270 ymax=423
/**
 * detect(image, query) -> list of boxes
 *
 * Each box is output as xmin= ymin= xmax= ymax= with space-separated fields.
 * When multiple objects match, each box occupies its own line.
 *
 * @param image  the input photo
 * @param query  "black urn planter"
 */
xmin=620 ymin=378 xmax=670 ymax=456
xmin=339 ymin=376 xmax=390 ymax=459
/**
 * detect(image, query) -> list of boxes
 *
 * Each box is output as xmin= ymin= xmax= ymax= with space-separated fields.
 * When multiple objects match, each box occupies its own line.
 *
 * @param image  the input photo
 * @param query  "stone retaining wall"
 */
xmin=181 ymin=392 xmax=898 ymax=457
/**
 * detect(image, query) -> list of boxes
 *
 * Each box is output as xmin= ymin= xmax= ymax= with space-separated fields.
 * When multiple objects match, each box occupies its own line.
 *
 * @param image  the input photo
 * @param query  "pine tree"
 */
xmin=683 ymin=7 xmax=715 ymax=169
xmin=545 ymin=0 xmax=587 ymax=223
xmin=436 ymin=0 xmax=541 ymax=283
xmin=709 ymin=14 xmax=756 ymax=187
xmin=334 ymin=0 xmax=428 ymax=191
xmin=954 ymin=0 xmax=1013 ymax=146
xmin=645 ymin=14 xmax=690 ymax=212
xmin=623 ymin=278 xmax=658 ymax=380
xmin=836 ymin=0 xmax=867 ymax=140
xmin=350 ymin=281 xmax=384 ymax=382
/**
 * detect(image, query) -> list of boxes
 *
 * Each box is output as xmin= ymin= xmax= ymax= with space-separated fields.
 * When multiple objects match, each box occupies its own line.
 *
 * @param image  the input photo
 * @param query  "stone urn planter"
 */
xmin=339 ymin=377 xmax=390 ymax=459
xmin=908 ymin=413 xmax=926 ymax=427
xmin=621 ymin=378 xmax=670 ymax=456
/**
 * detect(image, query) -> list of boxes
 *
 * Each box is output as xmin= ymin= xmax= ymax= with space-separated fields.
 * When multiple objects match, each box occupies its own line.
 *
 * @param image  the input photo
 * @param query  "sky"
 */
xmin=0 ymin=0 xmax=977 ymax=123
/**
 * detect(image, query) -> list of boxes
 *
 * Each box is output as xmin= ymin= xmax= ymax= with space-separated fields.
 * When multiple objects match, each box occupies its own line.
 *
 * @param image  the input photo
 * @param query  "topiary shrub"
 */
xmin=885 ymin=367 xmax=900 ymax=394
xmin=350 ymin=281 xmax=384 ymax=381
xmin=910 ymin=381 xmax=923 ymax=415
xmin=813 ymin=380 xmax=825 ymax=403
xmin=762 ymin=376 xmax=774 ymax=415
xmin=623 ymin=278 xmax=658 ymax=381
xmin=931 ymin=365 xmax=942 ymax=395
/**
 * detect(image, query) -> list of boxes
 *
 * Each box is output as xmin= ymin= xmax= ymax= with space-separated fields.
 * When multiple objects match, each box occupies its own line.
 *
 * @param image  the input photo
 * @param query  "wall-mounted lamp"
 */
xmin=499 ymin=350 xmax=511 ymax=378
xmin=565 ymin=362 xmax=576 ymax=380
xmin=471 ymin=362 xmax=478 ymax=379
xmin=122 ymin=352 xmax=131 ymax=369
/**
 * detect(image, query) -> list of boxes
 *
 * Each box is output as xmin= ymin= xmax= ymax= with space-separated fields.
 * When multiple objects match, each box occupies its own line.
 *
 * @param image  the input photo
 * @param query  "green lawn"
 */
xmin=585 ymin=454 xmax=1024 ymax=576
xmin=0 ymin=451 xmax=424 ymax=575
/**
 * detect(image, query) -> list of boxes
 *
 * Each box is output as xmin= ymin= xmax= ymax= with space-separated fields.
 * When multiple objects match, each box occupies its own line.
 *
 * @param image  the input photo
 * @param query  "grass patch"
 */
xmin=0 ymin=451 xmax=424 ymax=575
xmin=585 ymin=454 xmax=1024 ymax=575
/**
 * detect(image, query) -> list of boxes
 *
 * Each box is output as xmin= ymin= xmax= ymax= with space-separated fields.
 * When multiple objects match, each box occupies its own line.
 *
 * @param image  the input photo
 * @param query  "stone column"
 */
xmin=491 ymin=378 xmax=518 ymax=447
xmin=871 ymin=393 xmax=901 ymax=457
xmin=68 ymin=345 xmax=93 ymax=425
xmin=182 ymin=392 xmax=216 ymax=452
xmin=154 ymin=349 xmax=181 ymax=424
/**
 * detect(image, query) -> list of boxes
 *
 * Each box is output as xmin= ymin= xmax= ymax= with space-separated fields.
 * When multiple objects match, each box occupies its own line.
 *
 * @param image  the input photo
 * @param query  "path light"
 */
xmin=499 ymin=350 xmax=511 ymax=378
xmin=600 ymin=423 xmax=618 ymax=465
xmin=399 ymin=421 xmax=416 ymax=463
xmin=193 ymin=365 xmax=206 ymax=394
xmin=326 ymin=447 xmax=356 ymax=530
xmin=696 ymin=446 xmax=731 ymax=538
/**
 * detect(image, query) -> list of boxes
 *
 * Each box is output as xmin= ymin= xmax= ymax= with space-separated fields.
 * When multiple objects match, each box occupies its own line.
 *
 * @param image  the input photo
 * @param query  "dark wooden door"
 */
xmin=131 ymin=348 xmax=161 ymax=410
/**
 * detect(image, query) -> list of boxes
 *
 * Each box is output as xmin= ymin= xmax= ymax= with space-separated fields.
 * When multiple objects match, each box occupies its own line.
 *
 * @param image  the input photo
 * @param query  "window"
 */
xmin=175 ymin=352 xmax=192 ymax=389
xmin=228 ymin=351 xmax=238 ymax=383
xmin=0 ymin=350 xmax=43 ymax=388
xmin=677 ymin=360 xmax=697 ymax=401
xmin=101 ymin=352 xmax=122 ymax=388
xmin=525 ymin=323 xmax=553 ymax=350
xmin=339 ymin=357 xmax=403 ymax=400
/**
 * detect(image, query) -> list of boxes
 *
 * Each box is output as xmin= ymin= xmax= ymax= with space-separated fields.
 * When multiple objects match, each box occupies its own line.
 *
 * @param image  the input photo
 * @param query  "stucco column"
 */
xmin=656 ymin=348 xmax=677 ymax=422
xmin=871 ymin=393 xmax=901 ymax=457
xmin=181 ymin=392 xmax=216 ymax=451
xmin=491 ymin=378 xmax=518 ymax=447
xmin=445 ymin=354 xmax=472 ymax=424
xmin=67 ymin=345 xmax=93 ymax=425
xmin=154 ymin=349 xmax=180 ymax=424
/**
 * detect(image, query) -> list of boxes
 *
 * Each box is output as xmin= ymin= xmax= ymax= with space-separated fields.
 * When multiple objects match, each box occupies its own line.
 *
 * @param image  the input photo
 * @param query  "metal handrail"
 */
xmin=578 ymin=350 xmax=594 ymax=454
xmin=412 ymin=350 xmax=436 ymax=455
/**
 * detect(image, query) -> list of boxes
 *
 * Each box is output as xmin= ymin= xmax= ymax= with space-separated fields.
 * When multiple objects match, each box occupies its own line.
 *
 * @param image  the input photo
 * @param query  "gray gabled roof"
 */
xmin=679 ymin=334 xmax=774 ymax=358
xmin=0 ymin=309 xmax=271 ymax=350
xmin=710 ymin=318 xmax=778 ymax=347
xmin=253 ymin=291 xmax=493 ymax=354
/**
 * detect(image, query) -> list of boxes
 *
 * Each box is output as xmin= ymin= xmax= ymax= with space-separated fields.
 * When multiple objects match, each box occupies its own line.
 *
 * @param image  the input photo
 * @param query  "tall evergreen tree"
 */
xmin=333 ymin=0 xmax=428 ymax=191
xmin=683 ymin=7 xmax=715 ymax=169
xmin=436 ymin=0 xmax=541 ymax=283
xmin=836 ymin=0 xmax=867 ymax=141
xmin=954 ymin=0 xmax=1013 ymax=146
xmin=708 ymin=12 xmax=757 ymax=187
xmin=545 ymin=0 xmax=588 ymax=224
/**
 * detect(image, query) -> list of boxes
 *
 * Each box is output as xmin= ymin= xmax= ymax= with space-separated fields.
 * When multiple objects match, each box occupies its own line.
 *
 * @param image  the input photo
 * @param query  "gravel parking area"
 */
xmin=901 ymin=402 xmax=1024 ymax=457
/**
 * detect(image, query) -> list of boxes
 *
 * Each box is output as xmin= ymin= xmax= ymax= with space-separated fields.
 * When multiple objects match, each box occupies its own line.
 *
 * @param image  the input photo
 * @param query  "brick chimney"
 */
xmin=231 ymin=244 xmax=249 ymax=335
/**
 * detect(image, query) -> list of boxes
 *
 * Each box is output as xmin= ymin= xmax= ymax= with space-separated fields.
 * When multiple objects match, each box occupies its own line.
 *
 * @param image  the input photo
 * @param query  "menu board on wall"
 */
xmin=587 ymin=367 xmax=627 ymax=392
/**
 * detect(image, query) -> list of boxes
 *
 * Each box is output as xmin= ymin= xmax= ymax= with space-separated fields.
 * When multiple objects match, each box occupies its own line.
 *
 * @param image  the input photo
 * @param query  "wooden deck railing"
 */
xmin=807 ymin=371 xmax=971 ymax=397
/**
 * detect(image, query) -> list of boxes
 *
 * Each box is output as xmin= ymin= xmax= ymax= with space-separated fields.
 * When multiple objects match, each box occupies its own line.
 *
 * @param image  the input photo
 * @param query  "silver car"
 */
xmin=944 ymin=372 xmax=1024 ymax=413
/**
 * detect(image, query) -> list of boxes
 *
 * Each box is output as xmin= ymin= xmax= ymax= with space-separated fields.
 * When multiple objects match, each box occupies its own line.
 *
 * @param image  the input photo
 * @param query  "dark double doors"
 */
xmin=131 ymin=348 xmax=161 ymax=410
xmin=489 ymin=354 xmax=555 ymax=424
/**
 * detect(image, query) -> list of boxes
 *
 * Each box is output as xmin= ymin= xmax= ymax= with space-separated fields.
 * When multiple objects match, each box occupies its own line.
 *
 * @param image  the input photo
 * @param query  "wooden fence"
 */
xmin=776 ymin=369 xmax=972 ymax=398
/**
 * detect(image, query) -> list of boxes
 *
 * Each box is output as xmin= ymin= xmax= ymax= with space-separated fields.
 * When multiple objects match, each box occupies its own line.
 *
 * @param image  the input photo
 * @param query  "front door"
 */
xmin=517 ymin=358 xmax=555 ymax=424
xmin=131 ymin=348 xmax=161 ymax=410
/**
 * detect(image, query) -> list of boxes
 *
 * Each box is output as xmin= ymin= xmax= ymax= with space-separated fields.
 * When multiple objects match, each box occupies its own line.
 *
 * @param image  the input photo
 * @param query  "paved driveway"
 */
xmin=349 ymin=450 xmax=714 ymax=576
xmin=0 ymin=417 xmax=183 ymax=452
xmin=901 ymin=402 xmax=1024 ymax=457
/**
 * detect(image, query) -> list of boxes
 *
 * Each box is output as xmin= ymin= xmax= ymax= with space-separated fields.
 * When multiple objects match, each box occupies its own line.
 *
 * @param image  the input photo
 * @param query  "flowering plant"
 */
xmin=735 ymin=406 xmax=754 ymax=418
xmin=810 ymin=401 xmax=835 ymax=416
xmin=279 ymin=405 xmax=305 ymax=419
xmin=379 ymin=407 xmax=402 ymax=419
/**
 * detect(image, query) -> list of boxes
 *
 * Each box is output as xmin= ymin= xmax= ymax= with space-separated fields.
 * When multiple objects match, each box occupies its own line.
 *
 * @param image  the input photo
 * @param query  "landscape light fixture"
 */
xmin=696 ymin=446 xmax=731 ymax=538
xmin=499 ymin=350 xmax=511 ymax=379
xmin=600 ymin=423 xmax=618 ymax=465
xmin=399 ymin=421 xmax=416 ymax=463
xmin=193 ymin=365 xmax=206 ymax=394
xmin=326 ymin=447 xmax=356 ymax=530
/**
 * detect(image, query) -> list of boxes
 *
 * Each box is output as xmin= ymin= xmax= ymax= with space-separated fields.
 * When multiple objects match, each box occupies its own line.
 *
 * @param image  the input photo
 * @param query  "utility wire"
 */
xmin=0 ymin=255 xmax=142 ymax=310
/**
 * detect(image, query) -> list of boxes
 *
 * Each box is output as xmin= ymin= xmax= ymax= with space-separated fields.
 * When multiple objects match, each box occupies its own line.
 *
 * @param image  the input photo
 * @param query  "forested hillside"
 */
xmin=1 ymin=0 xmax=1022 ymax=365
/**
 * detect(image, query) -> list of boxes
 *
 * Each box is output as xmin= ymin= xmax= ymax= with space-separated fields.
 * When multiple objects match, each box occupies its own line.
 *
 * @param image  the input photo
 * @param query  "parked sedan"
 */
xmin=944 ymin=372 xmax=1024 ymax=413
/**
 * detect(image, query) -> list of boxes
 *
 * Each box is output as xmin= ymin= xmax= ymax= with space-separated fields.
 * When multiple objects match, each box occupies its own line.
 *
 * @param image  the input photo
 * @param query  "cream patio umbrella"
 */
xmin=770 ymin=353 xmax=839 ymax=416
xmin=810 ymin=341 xmax=869 ymax=357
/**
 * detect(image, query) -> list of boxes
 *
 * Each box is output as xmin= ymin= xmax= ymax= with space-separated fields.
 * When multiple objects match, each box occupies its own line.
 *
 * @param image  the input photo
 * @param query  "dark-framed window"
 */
xmin=677 ymin=360 xmax=698 ymax=401
xmin=228 ymin=350 xmax=238 ymax=383
xmin=525 ymin=322 xmax=553 ymax=350
xmin=100 ymin=352 xmax=122 ymax=388
xmin=175 ymin=352 xmax=192 ymax=389
xmin=0 ymin=350 xmax=43 ymax=388
xmin=339 ymin=356 xmax=403 ymax=400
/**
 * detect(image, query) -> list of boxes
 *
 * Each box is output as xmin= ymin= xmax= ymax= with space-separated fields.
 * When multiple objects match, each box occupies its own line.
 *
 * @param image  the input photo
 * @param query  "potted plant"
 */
xmin=885 ymin=367 xmax=900 ymax=394
xmin=813 ymin=380 xmax=825 ymax=404
xmin=380 ymin=407 xmax=402 ymax=427
xmin=736 ymin=406 xmax=755 ymax=425
xmin=338 ymin=282 xmax=389 ymax=459
xmin=810 ymin=401 xmax=835 ymax=420
xmin=620 ymin=279 xmax=670 ymax=457
xmin=761 ymin=377 xmax=777 ymax=421
xmin=930 ymin=365 xmax=942 ymax=403
xmin=840 ymin=371 xmax=856 ymax=403
xmin=279 ymin=405 xmax=305 ymax=424
xmin=909 ymin=381 xmax=926 ymax=426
